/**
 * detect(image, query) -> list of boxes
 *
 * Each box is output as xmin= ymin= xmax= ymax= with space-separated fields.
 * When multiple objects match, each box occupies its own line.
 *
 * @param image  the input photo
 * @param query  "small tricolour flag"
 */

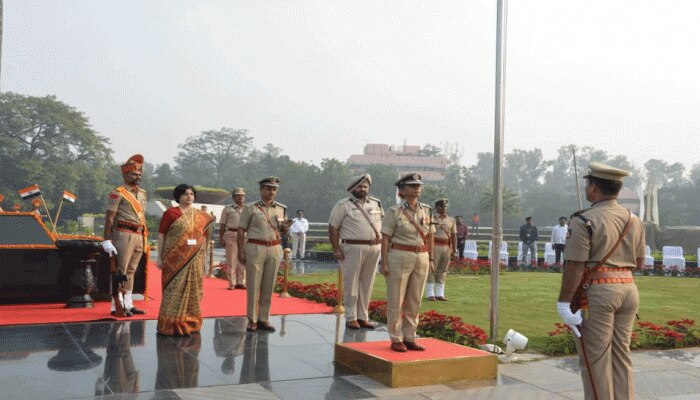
xmin=63 ymin=190 xmax=77 ymax=203
xmin=18 ymin=184 xmax=41 ymax=200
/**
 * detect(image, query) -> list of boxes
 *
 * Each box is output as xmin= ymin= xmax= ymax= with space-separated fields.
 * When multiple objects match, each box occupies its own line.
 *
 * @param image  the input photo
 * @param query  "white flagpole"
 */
xmin=490 ymin=0 xmax=508 ymax=342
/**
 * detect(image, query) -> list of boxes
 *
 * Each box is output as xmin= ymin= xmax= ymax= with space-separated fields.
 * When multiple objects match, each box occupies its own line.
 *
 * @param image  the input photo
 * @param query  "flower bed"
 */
xmin=276 ymin=277 xmax=488 ymax=348
xmin=545 ymin=319 xmax=700 ymax=356
xmin=449 ymin=258 xmax=505 ymax=275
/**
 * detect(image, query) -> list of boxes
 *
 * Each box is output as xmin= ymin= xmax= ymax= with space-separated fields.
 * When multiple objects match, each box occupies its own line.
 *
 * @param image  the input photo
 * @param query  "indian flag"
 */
xmin=18 ymin=184 xmax=41 ymax=200
xmin=63 ymin=190 xmax=77 ymax=203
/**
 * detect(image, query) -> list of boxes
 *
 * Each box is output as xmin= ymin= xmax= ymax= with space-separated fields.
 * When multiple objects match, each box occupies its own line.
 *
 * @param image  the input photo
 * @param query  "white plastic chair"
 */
xmin=463 ymin=240 xmax=478 ymax=260
xmin=644 ymin=246 xmax=654 ymax=268
xmin=662 ymin=246 xmax=685 ymax=273
xmin=488 ymin=241 xmax=509 ymax=264
xmin=517 ymin=242 xmax=537 ymax=265
xmin=544 ymin=243 xmax=556 ymax=265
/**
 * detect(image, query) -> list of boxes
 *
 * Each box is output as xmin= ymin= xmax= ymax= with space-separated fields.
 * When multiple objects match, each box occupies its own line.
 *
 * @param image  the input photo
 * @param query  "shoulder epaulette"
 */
xmin=570 ymin=208 xmax=593 ymax=238
xmin=275 ymin=201 xmax=287 ymax=209
xmin=368 ymin=196 xmax=382 ymax=207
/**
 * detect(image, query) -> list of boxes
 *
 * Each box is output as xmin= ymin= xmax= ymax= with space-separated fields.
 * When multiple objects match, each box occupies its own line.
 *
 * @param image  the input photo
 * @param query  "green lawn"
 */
xmin=288 ymin=271 xmax=700 ymax=342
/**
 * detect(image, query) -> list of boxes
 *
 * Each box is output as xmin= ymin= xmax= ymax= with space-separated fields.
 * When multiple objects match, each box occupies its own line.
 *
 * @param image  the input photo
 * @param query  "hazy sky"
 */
xmin=4 ymin=1 xmax=699 ymax=172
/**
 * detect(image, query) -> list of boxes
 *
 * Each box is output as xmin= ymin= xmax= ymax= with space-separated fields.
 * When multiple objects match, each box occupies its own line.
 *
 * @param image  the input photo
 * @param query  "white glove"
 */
xmin=557 ymin=302 xmax=582 ymax=337
xmin=101 ymin=240 xmax=118 ymax=257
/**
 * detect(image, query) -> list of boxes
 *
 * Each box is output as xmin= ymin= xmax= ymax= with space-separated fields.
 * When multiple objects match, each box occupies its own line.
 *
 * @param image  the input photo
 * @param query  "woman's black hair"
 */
xmin=173 ymin=184 xmax=197 ymax=204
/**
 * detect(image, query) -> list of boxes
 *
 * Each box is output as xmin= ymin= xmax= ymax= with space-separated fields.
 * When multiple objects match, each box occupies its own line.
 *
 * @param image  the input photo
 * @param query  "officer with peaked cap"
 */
xmin=380 ymin=172 xmax=435 ymax=352
xmin=237 ymin=177 xmax=293 ymax=332
xmin=426 ymin=198 xmax=456 ymax=301
xmin=220 ymin=188 xmax=247 ymax=290
xmin=103 ymin=154 xmax=149 ymax=317
xmin=328 ymin=173 xmax=384 ymax=330
xmin=557 ymin=162 xmax=645 ymax=399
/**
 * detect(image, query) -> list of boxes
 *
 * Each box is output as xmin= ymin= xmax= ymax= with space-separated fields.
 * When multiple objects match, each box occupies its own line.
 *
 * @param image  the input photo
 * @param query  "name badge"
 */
xmin=187 ymin=239 xmax=197 ymax=246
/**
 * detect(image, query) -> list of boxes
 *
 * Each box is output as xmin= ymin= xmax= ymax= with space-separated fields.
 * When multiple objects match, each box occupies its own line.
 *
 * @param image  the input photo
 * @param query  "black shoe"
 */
xmin=111 ymin=310 xmax=133 ymax=317
xmin=403 ymin=341 xmax=425 ymax=351
xmin=129 ymin=307 xmax=145 ymax=315
xmin=257 ymin=321 xmax=276 ymax=332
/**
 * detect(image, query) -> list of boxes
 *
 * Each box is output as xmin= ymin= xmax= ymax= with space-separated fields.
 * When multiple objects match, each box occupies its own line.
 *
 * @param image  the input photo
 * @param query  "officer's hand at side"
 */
xmin=101 ymin=240 xmax=118 ymax=257
xmin=556 ymin=302 xmax=582 ymax=337
xmin=238 ymin=254 xmax=246 ymax=265
xmin=219 ymin=238 xmax=225 ymax=247
xmin=379 ymin=262 xmax=388 ymax=276
xmin=429 ymin=260 xmax=435 ymax=273
xmin=333 ymin=250 xmax=344 ymax=261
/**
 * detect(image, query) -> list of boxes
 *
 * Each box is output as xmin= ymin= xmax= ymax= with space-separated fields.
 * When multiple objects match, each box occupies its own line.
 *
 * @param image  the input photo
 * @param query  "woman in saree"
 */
xmin=157 ymin=184 xmax=214 ymax=335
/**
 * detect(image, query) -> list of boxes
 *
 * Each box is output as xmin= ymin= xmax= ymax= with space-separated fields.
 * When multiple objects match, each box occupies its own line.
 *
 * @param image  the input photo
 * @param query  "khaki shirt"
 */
xmin=220 ymin=204 xmax=244 ymax=229
xmin=564 ymin=199 xmax=645 ymax=268
xmin=106 ymin=185 xmax=147 ymax=225
xmin=434 ymin=214 xmax=456 ymax=240
xmin=239 ymin=200 xmax=287 ymax=241
xmin=328 ymin=196 xmax=383 ymax=240
xmin=381 ymin=202 xmax=435 ymax=247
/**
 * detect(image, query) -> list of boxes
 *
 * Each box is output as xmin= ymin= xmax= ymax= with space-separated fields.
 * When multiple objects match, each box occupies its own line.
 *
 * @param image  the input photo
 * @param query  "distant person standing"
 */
xmin=519 ymin=216 xmax=539 ymax=266
xmin=290 ymin=210 xmax=309 ymax=259
xmin=328 ymin=173 xmax=383 ymax=330
xmin=455 ymin=216 xmax=468 ymax=259
xmin=219 ymin=188 xmax=247 ymax=290
xmin=471 ymin=212 xmax=480 ymax=238
xmin=551 ymin=216 xmax=568 ymax=266
xmin=426 ymin=199 xmax=456 ymax=301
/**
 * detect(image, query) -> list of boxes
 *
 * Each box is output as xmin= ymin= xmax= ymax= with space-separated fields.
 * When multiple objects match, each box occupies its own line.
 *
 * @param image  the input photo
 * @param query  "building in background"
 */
xmin=347 ymin=144 xmax=449 ymax=183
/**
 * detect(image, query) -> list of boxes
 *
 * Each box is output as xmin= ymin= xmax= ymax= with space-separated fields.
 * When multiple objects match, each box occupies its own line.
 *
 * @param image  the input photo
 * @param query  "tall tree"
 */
xmin=504 ymin=148 xmax=547 ymax=195
xmin=174 ymin=127 xmax=252 ymax=188
xmin=0 ymin=92 xmax=113 ymax=219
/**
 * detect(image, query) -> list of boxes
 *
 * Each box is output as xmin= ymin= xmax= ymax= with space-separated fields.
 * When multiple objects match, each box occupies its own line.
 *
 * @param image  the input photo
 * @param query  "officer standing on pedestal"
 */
xmin=380 ymin=172 xmax=435 ymax=352
xmin=557 ymin=162 xmax=645 ymax=400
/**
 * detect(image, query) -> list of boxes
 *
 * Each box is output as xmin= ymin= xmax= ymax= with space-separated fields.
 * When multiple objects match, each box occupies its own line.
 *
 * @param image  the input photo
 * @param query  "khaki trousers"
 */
xmin=576 ymin=283 xmax=639 ymax=400
xmin=340 ymin=243 xmax=380 ymax=321
xmin=223 ymin=230 xmax=246 ymax=286
xmin=427 ymin=245 xmax=450 ymax=284
xmin=245 ymin=243 xmax=281 ymax=323
xmin=386 ymin=249 xmax=429 ymax=342
xmin=112 ymin=230 xmax=144 ymax=291
xmin=292 ymin=233 xmax=306 ymax=258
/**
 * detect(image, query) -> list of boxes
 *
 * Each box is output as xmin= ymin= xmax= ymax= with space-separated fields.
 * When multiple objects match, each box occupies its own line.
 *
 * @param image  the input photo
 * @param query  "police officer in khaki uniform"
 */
xmin=102 ymin=154 xmax=148 ymax=317
xmin=557 ymin=162 xmax=645 ymax=400
xmin=219 ymin=188 xmax=247 ymax=290
xmin=328 ymin=173 xmax=383 ymax=330
xmin=380 ymin=172 xmax=435 ymax=352
xmin=426 ymin=198 xmax=456 ymax=301
xmin=237 ymin=177 xmax=292 ymax=332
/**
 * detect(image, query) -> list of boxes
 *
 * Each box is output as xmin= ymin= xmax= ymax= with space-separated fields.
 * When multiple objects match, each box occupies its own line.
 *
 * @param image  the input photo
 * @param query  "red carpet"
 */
xmin=0 ymin=262 xmax=332 ymax=326
xmin=341 ymin=338 xmax=489 ymax=362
